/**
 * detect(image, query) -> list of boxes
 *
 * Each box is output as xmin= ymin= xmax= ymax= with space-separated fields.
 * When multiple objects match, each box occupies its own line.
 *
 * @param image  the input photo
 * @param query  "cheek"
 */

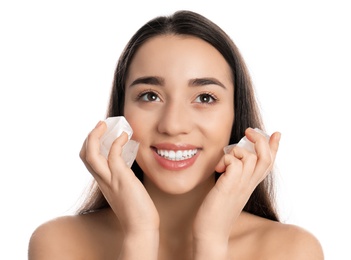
xmin=124 ymin=102 xmax=138 ymax=134
xmin=124 ymin=113 xmax=142 ymax=142
xmin=204 ymin=107 xmax=234 ymax=143
xmin=124 ymin=104 xmax=158 ymax=144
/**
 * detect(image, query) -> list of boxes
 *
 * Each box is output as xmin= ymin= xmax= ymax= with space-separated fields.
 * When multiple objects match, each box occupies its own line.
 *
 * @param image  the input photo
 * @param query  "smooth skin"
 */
xmin=28 ymin=35 xmax=324 ymax=259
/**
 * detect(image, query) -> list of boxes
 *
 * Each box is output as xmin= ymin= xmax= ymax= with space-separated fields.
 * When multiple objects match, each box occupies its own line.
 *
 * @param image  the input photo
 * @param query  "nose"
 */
xmin=157 ymin=101 xmax=192 ymax=136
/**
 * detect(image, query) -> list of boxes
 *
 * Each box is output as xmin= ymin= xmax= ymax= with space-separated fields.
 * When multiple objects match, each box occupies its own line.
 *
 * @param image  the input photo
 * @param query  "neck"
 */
xmin=144 ymin=175 xmax=215 ymax=234
xmin=144 ymin=175 xmax=215 ymax=259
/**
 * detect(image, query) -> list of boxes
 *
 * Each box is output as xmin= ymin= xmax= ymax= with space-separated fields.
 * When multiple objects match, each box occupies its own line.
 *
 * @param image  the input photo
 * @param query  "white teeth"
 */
xmin=157 ymin=149 xmax=197 ymax=161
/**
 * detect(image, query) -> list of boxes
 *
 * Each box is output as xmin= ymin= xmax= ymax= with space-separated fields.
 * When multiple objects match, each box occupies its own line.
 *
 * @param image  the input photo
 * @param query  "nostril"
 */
xmin=157 ymin=107 xmax=192 ymax=136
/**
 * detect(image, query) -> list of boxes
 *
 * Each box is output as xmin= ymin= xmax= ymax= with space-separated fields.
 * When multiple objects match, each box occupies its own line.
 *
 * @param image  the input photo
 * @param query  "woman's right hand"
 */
xmin=79 ymin=121 xmax=159 ymax=258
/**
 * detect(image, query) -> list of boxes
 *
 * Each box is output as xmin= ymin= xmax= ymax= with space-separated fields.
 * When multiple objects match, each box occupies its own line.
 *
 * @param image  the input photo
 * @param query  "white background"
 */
xmin=1 ymin=0 xmax=350 ymax=259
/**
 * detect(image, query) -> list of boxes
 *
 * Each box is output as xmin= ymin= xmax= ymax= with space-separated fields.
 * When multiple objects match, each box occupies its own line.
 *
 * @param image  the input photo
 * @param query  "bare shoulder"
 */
xmin=230 ymin=213 xmax=324 ymax=259
xmin=263 ymin=219 xmax=324 ymax=259
xmin=28 ymin=208 xmax=122 ymax=260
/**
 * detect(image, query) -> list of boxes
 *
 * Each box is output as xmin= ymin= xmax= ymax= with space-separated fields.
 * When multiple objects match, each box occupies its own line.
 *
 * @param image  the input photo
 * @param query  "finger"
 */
xmin=79 ymin=137 xmax=96 ymax=175
xmin=215 ymin=153 xmax=238 ymax=173
xmin=246 ymin=128 xmax=281 ymax=181
xmin=215 ymin=144 xmax=254 ymax=172
xmin=234 ymin=145 xmax=257 ymax=178
xmin=214 ymin=153 xmax=243 ymax=192
xmin=246 ymin=128 xmax=271 ymax=161
xmin=83 ymin=121 xmax=111 ymax=180
xmin=215 ymin=145 xmax=242 ymax=173
xmin=108 ymin=132 xmax=130 ymax=172
xmin=269 ymin=131 xmax=281 ymax=162
xmin=79 ymin=137 xmax=88 ymax=162
xmin=79 ymin=121 xmax=104 ymax=160
xmin=226 ymin=146 xmax=258 ymax=189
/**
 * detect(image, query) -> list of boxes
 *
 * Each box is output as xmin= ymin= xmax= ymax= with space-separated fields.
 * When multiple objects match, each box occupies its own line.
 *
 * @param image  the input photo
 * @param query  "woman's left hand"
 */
xmin=192 ymin=128 xmax=281 ymax=259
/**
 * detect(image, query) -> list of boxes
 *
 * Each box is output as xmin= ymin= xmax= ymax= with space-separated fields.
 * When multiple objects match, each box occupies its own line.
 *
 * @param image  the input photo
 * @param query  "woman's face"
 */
xmin=124 ymin=35 xmax=234 ymax=194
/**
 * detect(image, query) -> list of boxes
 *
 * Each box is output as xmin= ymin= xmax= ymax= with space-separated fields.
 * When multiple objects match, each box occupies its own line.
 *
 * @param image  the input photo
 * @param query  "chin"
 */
xmin=144 ymin=171 xmax=215 ymax=196
xmin=157 ymin=183 xmax=196 ymax=195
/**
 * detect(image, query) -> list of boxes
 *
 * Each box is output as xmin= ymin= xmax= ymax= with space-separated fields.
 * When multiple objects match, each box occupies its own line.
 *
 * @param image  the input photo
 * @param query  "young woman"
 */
xmin=28 ymin=10 xmax=323 ymax=259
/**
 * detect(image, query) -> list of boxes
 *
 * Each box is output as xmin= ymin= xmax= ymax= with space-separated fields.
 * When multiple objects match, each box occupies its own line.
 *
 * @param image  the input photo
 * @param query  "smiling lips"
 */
xmin=156 ymin=149 xmax=198 ymax=161
xmin=152 ymin=144 xmax=200 ymax=170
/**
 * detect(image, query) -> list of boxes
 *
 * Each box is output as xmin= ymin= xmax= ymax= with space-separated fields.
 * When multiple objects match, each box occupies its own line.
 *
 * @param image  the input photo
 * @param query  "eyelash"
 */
xmin=194 ymin=92 xmax=218 ymax=104
xmin=135 ymin=89 xmax=161 ymax=102
xmin=135 ymin=89 xmax=218 ymax=104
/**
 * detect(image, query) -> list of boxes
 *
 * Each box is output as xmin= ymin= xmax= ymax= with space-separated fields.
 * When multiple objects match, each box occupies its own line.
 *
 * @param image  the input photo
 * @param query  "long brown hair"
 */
xmin=77 ymin=10 xmax=279 ymax=221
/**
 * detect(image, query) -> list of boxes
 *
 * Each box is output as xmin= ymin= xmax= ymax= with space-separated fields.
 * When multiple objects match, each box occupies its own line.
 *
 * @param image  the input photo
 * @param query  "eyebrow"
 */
xmin=128 ymin=76 xmax=227 ymax=89
xmin=189 ymin=77 xmax=226 ymax=89
xmin=129 ymin=76 xmax=164 ymax=87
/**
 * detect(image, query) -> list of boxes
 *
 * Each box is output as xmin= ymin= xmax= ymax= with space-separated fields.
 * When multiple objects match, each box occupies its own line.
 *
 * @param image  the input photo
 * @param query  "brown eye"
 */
xmin=194 ymin=93 xmax=217 ymax=104
xmin=138 ymin=91 xmax=160 ymax=102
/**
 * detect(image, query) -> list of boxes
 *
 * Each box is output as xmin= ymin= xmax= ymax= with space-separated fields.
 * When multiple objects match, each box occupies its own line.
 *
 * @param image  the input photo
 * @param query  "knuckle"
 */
xmin=85 ymin=150 xmax=97 ymax=166
xmin=224 ymin=154 xmax=240 ymax=167
xmin=87 ymin=131 xmax=95 ymax=142
xmin=79 ymin=149 xmax=85 ymax=160
xmin=246 ymin=152 xmax=257 ymax=162
xmin=260 ymin=152 xmax=272 ymax=166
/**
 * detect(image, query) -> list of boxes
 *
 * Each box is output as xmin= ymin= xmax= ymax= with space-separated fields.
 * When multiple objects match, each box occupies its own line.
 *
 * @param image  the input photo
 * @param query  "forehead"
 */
xmin=127 ymin=34 xmax=233 ymax=82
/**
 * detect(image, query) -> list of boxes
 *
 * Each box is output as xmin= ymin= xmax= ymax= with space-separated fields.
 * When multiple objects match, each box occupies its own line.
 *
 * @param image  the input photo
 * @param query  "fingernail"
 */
xmin=95 ymin=121 xmax=103 ymax=128
xmin=275 ymin=132 xmax=282 ymax=141
xmin=246 ymin=127 xmax=254 ymax=133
